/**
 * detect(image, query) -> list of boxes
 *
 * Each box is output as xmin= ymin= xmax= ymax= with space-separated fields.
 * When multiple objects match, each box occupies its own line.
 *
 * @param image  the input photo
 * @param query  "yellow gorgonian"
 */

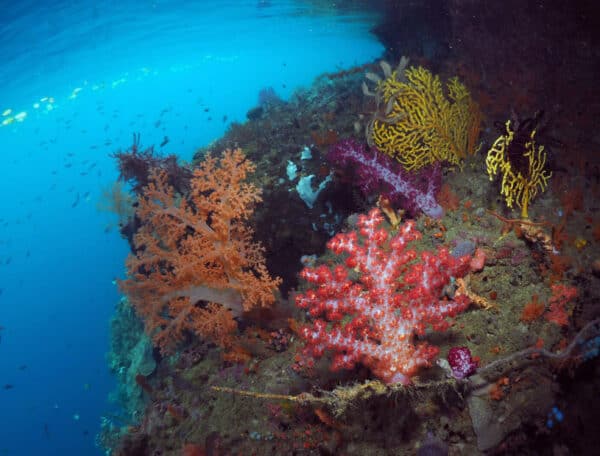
xmin=365 ymin=64 xmax=481 ymax=171
xmin=486 ymin=120 xmax=552 ymax=219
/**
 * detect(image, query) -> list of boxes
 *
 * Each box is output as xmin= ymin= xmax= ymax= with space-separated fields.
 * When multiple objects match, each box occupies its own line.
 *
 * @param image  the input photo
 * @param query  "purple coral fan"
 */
xmin=328 ymin=138 xmax=443 ymax=218
xmin=447 ymin=346 xmax=478 ymax=379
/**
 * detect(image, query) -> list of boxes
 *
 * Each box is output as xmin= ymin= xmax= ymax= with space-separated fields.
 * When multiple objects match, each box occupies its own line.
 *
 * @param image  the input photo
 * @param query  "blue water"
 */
xmin=0 ymin=1 xmax=382 ymax=454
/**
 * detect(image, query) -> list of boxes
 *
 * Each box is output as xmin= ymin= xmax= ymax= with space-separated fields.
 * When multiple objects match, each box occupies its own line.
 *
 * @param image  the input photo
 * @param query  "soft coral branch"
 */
xmin=112 ymin=133 xmax=192 ymax=194
xmin=120 ymin=148 xmax=281 ymax=353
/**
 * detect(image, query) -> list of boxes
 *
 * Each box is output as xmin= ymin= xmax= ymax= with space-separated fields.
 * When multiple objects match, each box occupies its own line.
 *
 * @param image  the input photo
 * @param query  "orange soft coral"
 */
xmin=120 ymin=148 xmax=281 ymax=353
xmin=520 ymin=294 xmax=545 ymax=323
xmin=545 ymin=283 xmax=578 ymax=327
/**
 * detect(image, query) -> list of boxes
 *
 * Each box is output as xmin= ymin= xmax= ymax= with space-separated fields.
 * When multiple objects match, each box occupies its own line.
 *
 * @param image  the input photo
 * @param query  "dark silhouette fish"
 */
xmin=160 ymin=136 xmax=169 ymax=147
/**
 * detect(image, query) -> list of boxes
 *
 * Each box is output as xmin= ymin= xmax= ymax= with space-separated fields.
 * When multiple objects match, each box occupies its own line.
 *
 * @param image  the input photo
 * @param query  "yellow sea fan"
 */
xmin=368 ymin=65 xmax=481 ymax=171
xmin=486 ymin=120 xmax=552 ymax=219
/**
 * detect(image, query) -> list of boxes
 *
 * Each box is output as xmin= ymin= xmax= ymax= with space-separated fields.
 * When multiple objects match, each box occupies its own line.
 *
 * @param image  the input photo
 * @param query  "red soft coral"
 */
xmin=295 ymin=208 xmax=472 ymax=384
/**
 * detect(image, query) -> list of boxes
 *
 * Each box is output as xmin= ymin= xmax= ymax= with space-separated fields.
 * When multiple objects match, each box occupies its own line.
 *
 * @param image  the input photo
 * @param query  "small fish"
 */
xmin=71 ymin=193 xmax=80 ymax=208
xmin=64 ymin=163 xmax=73 ymax=168
xmin=1 ymin=109 xmax=11 ymax=116
xmin=222 ymin=115 xmax=228 ymax=123
xmin=3 ymin=384 xmax=14 ymax=390
xmin=160 ymin=136 xmax=169 ymax=147
xmin=18 ymin=365 xmax=27 ymax=370
xmin=68 ymin=87 xmax=82 ymax=99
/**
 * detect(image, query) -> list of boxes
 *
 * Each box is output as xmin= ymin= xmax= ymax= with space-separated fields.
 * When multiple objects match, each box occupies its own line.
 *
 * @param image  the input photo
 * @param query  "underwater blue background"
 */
xmin=0 ymin=1 xmax=382 ymax=454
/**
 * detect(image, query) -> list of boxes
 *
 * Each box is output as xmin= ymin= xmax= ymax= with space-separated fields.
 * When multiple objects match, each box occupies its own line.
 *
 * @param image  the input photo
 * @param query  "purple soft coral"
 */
xmin=328 ymin=138 xmax=444 ymax=218
xmin=447 ymin=346 xmax=478 ymax=379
